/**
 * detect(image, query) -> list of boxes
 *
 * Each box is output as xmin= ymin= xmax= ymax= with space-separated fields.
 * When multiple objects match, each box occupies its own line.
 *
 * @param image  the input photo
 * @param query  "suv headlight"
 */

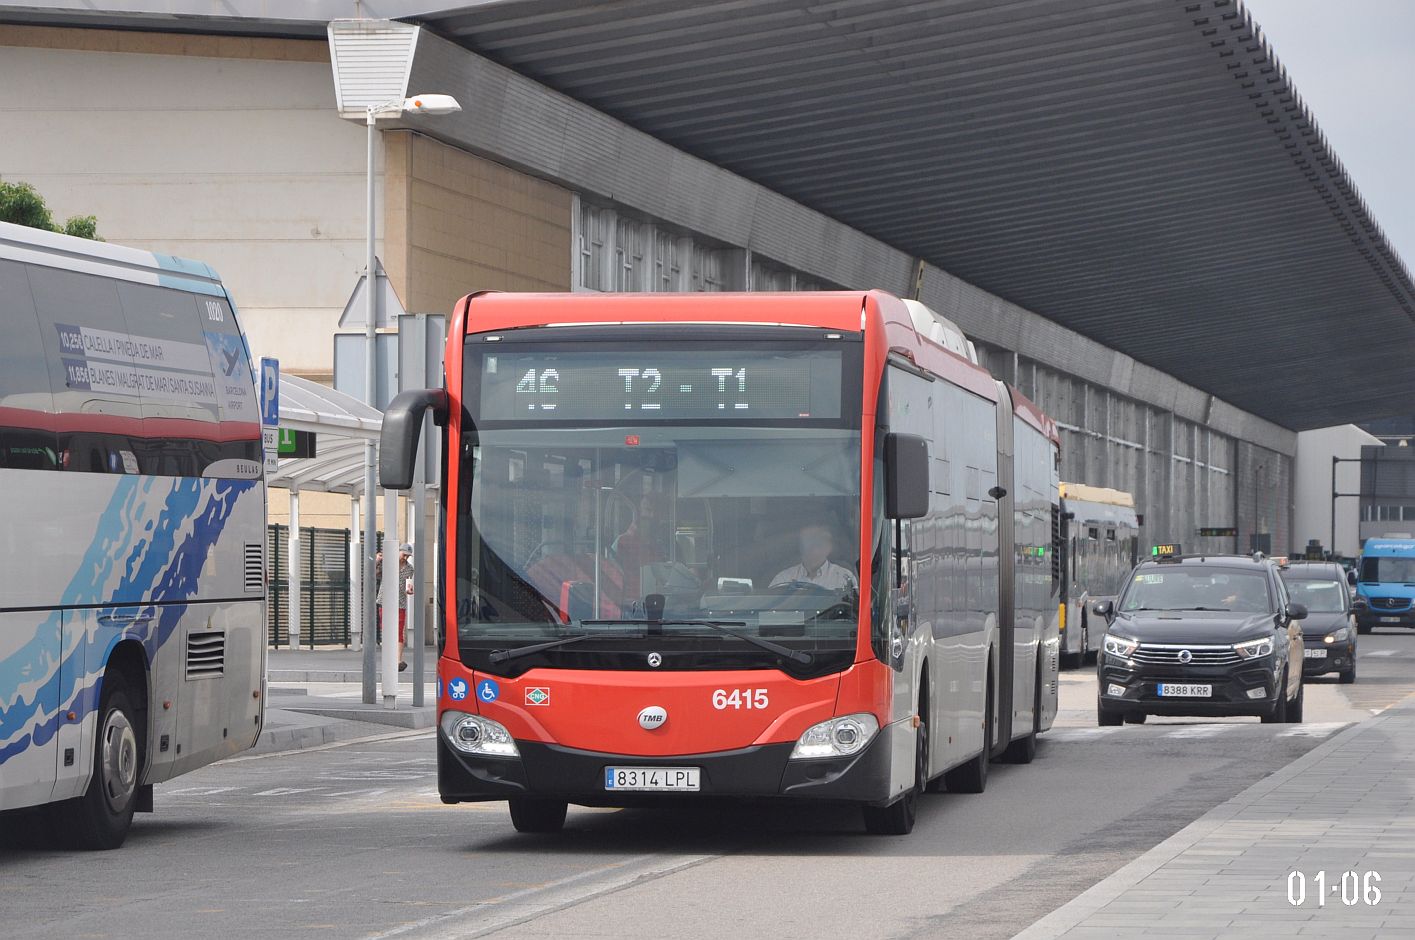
xmin=1103 ymin=634 xmax=1138 ymax=659
xmin=440 ymin=711 xmax=519 ymax=757
xmin=1234 ymin=637 xmax=1274 ymax=659
xmin=789 ymin=713 xmax=879 ymax=760
xmin=1324 ymin=626 xmax=1351 ymax=644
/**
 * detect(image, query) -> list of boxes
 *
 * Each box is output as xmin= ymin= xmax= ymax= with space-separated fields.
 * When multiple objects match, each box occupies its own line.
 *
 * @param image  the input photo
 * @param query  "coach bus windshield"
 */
xmin=455 ymin=332 xmax=863 ymax=673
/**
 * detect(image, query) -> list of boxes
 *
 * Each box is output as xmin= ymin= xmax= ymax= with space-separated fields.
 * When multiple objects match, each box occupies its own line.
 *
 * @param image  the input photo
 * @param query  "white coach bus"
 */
xmin=0 ymin=222 xmax=266 ymax=848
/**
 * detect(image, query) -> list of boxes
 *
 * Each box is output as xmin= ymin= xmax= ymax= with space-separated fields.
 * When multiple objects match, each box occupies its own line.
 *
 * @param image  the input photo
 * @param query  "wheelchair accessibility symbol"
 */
xmin=448 ymin=678 xmax=468 ymax=701
xmin=476 ymin=679 xmax=500 ymax=703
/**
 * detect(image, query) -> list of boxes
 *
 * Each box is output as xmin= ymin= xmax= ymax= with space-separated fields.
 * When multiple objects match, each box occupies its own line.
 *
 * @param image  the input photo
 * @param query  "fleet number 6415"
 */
xmin=712 ymin=688 xmax=768 ymax=710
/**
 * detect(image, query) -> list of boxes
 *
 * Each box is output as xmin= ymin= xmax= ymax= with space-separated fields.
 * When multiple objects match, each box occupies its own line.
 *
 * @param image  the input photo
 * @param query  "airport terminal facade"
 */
xmin=0 ymin=18 xmax=1299 ymax=553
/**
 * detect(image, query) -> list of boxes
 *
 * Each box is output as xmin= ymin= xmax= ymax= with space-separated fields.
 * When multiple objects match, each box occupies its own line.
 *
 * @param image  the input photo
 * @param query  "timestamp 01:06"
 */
xmin=1288 ymin=870 xmax=1382 ymax=907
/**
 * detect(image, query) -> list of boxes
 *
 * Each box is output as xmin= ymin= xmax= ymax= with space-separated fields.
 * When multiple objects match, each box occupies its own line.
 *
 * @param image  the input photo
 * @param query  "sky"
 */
xmin=1243 ymin=0 xmax=1415 ymax=271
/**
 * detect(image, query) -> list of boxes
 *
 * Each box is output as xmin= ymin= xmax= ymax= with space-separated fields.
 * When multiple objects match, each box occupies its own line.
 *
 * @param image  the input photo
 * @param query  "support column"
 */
xmin=288 ymin=490 xmax=302 ymax=649
xmin=350 ymin=498 xmax=362 ymax=651
xmin=381 ymin=488 xmax=401 ymax=707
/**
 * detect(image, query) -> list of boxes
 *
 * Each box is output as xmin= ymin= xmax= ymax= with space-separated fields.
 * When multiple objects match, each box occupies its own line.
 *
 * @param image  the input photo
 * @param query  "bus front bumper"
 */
xmin=437 ymin=723 xmax=902 ymax=807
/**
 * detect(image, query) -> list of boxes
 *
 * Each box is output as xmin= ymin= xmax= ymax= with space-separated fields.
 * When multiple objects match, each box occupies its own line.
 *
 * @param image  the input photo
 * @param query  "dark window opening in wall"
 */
xmin=1088 ymin=526 xmax=1099 ymax=540
xmin=1106 ymin=528 xmax=1116 ymax=541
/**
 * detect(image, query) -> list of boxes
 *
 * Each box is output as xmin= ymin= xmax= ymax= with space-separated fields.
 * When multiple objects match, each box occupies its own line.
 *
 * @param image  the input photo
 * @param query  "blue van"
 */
xmin=1354 ymin=538 xmax=1415 ymax=633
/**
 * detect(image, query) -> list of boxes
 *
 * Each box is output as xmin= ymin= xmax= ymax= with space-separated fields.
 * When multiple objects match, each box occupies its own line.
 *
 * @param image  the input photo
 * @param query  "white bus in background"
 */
xmin=1058 ymin=483 xmax=1139 ymax=668
xmin=0 ymin=221 xmax=267 ymax=849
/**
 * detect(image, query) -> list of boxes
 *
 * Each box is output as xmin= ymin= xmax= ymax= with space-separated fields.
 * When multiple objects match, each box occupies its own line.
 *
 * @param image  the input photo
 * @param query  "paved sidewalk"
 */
xmin=268 ymin=646 xmax=436 ymax=683
xmin=1014 ymin=696 xmax=1415 ymax=939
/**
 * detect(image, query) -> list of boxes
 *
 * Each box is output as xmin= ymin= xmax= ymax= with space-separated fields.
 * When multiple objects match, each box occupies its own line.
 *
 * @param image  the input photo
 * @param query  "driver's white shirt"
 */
xmin=770 ymin=560 xmax=857 ymax=592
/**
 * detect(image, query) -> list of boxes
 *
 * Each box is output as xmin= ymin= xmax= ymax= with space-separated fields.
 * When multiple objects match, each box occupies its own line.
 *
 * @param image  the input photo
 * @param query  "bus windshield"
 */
xmin=455 ymin=333 xmax=863 ymax=673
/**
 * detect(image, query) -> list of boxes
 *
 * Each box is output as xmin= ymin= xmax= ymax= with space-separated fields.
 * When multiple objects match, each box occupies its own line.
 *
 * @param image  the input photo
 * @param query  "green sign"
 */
xmin=277 ymin=429 xmax=317 ymax=459
xmin=1198 ymin=526 xmax=1237 ymax=538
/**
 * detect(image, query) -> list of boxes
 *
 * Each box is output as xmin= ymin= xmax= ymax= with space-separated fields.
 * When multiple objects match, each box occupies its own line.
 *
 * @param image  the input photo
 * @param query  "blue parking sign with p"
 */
xmin=260 ymin=357 xmax=280 ymax=427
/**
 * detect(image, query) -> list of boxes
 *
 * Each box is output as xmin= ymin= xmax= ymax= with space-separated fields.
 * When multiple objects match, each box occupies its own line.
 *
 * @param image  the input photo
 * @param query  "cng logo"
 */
xmin=525 ymin=687 xmax=550 ymax=707
xmin=638 ymin=706 xmax=668 ymax=730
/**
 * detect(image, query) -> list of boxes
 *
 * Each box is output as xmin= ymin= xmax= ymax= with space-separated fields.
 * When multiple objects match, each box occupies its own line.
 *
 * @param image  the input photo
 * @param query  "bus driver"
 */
xmin=770 ymin=523 xmax=857 ymax=592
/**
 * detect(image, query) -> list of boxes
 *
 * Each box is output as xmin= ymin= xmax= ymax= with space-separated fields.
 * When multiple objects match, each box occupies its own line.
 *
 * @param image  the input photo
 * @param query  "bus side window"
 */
xmin=116 ymin=282 xmax=222 ymax=476
xmin=0 ymin=260 xmax=58 ymax=471
xmin=27 ymin=264 xmax=138 ymax=473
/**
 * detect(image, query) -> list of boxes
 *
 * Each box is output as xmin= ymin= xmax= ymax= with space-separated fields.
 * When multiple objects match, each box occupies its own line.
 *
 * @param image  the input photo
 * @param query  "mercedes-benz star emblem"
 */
xmin=646 ymin=652 xmax=663 ymax=668
xmin=1178 ymin=649 xmax=1192 ymax=664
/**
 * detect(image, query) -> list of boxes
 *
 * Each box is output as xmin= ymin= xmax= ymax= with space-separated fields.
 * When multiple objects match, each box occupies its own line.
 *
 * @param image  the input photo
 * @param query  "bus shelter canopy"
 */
xmin=266 ymin=374 xmax=384 ymax=496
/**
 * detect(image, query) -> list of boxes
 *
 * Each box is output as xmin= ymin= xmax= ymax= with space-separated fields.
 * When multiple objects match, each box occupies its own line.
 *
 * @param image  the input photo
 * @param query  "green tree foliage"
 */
xmin=0 ymin=178 xmax=101 ymax=240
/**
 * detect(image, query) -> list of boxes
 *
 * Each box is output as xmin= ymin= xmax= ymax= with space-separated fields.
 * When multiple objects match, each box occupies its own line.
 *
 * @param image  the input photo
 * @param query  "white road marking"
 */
xmin=1046 ymin=727 xmax=1122 ymax=741
xmin=221 ymin=727 xmax=433 ymax=763
xmin=1276 ymin=722 xmax=1347 ymax=737
xmin=1162 ymin=724 xmax=1237 ymax=739
xmin=1364 ymin=649 xmax=1397 ymax=657
xmin=366 ymin=852 xmax=719 ymax=940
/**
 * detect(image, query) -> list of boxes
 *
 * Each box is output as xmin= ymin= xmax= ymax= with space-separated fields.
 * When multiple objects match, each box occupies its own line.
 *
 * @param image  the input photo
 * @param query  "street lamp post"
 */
xmin=357 ymin=93 xmax=461 ymax=706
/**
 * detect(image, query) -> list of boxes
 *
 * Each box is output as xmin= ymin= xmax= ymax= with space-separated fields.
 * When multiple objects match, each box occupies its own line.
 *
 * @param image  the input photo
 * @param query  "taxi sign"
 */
xmin=1151 ymin=543 xmax=1182 ymax=557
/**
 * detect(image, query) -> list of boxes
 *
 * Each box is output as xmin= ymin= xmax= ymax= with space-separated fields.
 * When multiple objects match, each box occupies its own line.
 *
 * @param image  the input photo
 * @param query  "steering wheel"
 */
xmin=775 ymin=579 xmax=839 ymax=595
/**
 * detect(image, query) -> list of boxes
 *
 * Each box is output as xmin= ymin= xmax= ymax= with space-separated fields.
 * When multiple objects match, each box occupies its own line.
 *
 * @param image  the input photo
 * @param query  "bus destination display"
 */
xmin=479 ymin=348 xmax=842 ymax=421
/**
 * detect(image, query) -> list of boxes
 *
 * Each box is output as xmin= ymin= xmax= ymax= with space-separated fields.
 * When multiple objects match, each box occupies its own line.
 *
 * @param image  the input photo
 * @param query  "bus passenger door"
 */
xmin=0 ymin=611 xmax=61 ymax=811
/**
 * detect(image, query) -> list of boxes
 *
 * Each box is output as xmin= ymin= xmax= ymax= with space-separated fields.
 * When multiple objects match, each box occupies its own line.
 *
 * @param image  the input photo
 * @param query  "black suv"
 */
xmin=1280 ymin=561 xmax=1357 ymax=684
xmin=1093 ymin=554 xmax=1307 ymax=725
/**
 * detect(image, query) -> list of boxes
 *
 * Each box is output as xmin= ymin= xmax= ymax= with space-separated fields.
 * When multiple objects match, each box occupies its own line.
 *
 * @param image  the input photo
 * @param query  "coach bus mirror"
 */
xmin=884 ymin=432 xmax=929 ymax=519
xmin=1351 ymin=596 xmax=1367 ymax=611
xmin=379 ymin=388 xmax=449 ymax=490
xmin=1091 ymin=599 xmax=1113 ymax=619
xmin=1285 ymin=602 xmax=1308 ymax=622
xmin=1347 ymin=569 xmax=1357 ymax=587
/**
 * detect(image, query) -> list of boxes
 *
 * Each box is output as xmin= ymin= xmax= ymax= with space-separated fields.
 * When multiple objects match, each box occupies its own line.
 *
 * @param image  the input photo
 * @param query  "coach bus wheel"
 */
xmin=52 ymin=677 xmax=142 ymax=850
xmin=509 ymin=798 xmax=568 ymax=834
xmin=863 ymin=708 xmax=925 ymax=835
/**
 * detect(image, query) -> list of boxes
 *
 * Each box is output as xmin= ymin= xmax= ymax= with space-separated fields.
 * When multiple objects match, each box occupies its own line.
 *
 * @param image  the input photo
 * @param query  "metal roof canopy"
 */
xmin=3 ymin=1 xmax=1412 ymax=431
xmin=268 ymin=374 xmax=384 ymax=495
xmin=418 ymin=0 xmax=1414 ymax=431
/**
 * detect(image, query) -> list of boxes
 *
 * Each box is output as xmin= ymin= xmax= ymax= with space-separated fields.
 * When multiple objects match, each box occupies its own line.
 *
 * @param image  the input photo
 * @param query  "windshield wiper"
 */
xmin=487 ymin=634 xmax=592 ymax=664
xmin=1172 ymin=606 xmax=1231 ymax=611
xmin=583 ymin=618 xmax=813 ymax=665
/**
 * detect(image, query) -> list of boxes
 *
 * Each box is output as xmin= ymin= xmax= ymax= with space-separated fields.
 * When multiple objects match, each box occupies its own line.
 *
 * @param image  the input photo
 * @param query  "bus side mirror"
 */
xmin=1352 ymin=596 xmax=1367 ymax=611
xmin=1091 ymin=599 xmax=1113 ymax=619
xmin=1347 ymin=570 xmax=1357 ymax=586
xmin=379 ymin=388 xmax=448 ymax=490
xmin=1286 ymin=602 xmax=1308 ymax=622
xmin=884 ymin=432 xmax=929 ymax=520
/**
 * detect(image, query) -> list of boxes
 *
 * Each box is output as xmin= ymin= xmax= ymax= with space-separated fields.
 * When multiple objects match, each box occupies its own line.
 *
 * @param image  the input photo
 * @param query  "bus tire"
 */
xmin=1097 ymin=701 xmax=1124 ymax=726
xmin=1285 ymin=678 xmax=1304 ymax=724
xmin=863 ymin=700 xmax=925 ymax=835
xmin=51 ymin=676 xmax=142 ymax=850
xmin=944 ymin=671 xmax=992 ymax=794
xmin=1356 ymin=623 xmax=1372 ymax=635
xmin=1001 ymin=661 xmax=1040 ymax=764
xmin=508 ymin=798 xmax=567 ymax=834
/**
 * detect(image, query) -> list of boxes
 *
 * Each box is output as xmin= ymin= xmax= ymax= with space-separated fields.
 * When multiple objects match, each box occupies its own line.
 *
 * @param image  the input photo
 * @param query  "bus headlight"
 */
xmin=440 ymin=711 xmax=519 ymax=758
xmin=1234 ymin=637 xmax=1274 ymax=659
xmin=789 ymin=713 xmax=879 ymax=760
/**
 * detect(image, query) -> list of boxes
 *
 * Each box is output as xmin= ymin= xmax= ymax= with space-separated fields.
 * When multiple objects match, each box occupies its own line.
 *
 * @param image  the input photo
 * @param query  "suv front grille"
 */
xmin=1130 ymin=643 xmax=1243 ymax=666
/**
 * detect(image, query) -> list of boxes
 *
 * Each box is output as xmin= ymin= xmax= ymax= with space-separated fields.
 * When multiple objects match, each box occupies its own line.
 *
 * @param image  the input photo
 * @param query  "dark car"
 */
xmin=1093 ymin=554 xmax=1306 ymax=725
xmin=1280 ymin=561 xmax=1357 ymax=684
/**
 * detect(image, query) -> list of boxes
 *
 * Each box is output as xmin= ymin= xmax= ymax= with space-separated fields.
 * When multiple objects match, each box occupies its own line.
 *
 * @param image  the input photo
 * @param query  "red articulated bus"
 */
xmin=380 ymin=290 xmax=1061 ymax=835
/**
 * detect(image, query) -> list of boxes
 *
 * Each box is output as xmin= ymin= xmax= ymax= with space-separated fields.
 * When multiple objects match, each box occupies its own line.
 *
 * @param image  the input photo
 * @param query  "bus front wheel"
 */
xmin=51 ymin=676 xmax=142 ymax=850
xmin=509 ymin=798 xmax=568 ymax=834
